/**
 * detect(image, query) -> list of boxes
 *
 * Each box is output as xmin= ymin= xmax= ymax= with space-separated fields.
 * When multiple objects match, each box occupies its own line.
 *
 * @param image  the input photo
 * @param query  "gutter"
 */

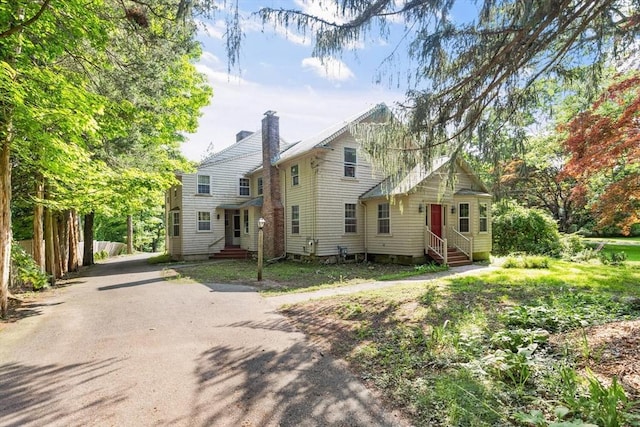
xmin=359 ymin=200 xmax=367 ymax=262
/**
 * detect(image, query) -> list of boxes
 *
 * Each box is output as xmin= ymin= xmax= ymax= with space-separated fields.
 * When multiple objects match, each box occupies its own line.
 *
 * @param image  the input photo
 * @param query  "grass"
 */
xmin=600 ymin=244 xmax=640 ymax=262
xmin=582 ymin=236 xmax=640 ymax=263
xmin=279 ymin=260 xmax=640 ymax=426
xmin=169 ymin=259 xmax=445 ymax=294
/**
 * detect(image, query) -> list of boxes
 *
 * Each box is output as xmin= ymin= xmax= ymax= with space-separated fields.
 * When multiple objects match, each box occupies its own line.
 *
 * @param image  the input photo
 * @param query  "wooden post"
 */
xmin=257 ymin=226 xmax=264 ymax=281
xmin=443 ymin=238 xmax=448 ymax=265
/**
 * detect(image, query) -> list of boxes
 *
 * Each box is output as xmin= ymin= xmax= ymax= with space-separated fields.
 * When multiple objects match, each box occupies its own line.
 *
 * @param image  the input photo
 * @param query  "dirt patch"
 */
xmin=550 ymin=319 xmax=640 ymax=399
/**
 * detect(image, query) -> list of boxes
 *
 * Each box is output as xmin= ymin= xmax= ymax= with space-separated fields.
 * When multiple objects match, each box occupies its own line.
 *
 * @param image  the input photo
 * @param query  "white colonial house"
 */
xmin=166 ymin=104 xmax=492 ymax=265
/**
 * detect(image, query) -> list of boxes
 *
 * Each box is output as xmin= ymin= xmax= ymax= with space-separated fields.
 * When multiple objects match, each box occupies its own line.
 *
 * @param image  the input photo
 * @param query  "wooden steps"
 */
xmin=210 ymin=246 xmax=248 ymax=260
xmin=428 ymin=247 xmax=472 ymax=267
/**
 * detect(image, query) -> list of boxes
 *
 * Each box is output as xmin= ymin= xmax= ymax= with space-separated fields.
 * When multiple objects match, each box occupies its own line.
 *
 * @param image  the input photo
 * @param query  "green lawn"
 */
xmin=168 ymin=259 xmax=447 ymax=294
xmin=583 ymin=237 xmax=640 ymax=262
xmin=280 ymin=260 xmax=640 ymax=426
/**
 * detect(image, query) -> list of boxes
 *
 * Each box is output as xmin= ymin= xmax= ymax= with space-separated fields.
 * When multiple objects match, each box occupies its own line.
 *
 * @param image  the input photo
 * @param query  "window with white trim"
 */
xmin=459 ymin=203 xmax=470 ymax=233
xmin=479 ymin=202 xmax=488 ymax=232
xmin=291 ymin=205 xmax=300 ymax=234
xmin=239 ymin=178 xmax=250 ymax=196
xmin=345 ymin=204 xmax=357 ymax=233
xmin=197 ymin=211 xmax=211 ymax=231
xmin=378 ymin=203 xmax=390 ymax=234
xmin=257 ymin=177 xmax=263 ymax=195
xmin=197 ymin=175 xmax=210 ymax=194
xmin=244 ymin=210 xmax=249 ymax=234
xmin=171 ymin=212 xmax=180 ymax=237
xmin=344 ymin=147 xmax=356 ymax=177
xmin=291 ymin=165 xmax=299 ymax=186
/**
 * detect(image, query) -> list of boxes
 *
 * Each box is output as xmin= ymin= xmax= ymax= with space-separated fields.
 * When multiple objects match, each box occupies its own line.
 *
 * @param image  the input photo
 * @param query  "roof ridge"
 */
xmin=199 ymin=129 xmax=260 ymax=166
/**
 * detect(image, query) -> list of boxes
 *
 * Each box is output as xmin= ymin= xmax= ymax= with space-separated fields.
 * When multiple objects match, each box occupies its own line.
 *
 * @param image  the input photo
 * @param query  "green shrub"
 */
xmin=599 ymin=251 xmax=627 ymax=266
xmin=11 ymin=243 xmax=48 ymax=291
xmin=94 ymin=250 xmax=109 ymax=260
xmin=502 ymin=255 xmax=550 ymax=269
xmin=561 ymin=234 xmax=586 ymax=259
xmin=492 ymin=200 xmax=562 ymax=256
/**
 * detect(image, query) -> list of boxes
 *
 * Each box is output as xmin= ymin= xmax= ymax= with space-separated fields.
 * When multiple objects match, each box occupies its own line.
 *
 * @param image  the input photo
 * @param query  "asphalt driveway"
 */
xmin=0 ymin=254 xmax=407 ymax=427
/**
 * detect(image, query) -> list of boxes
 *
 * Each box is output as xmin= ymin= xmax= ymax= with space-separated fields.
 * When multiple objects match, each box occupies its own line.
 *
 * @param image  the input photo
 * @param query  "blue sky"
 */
xmin=182 ymin=0 xmax=412 ymax=161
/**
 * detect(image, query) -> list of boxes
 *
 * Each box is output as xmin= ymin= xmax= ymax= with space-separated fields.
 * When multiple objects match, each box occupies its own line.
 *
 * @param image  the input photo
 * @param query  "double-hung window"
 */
xmin=243 ymin=210 xmax=249 ymax=234
xmin=378 ymin=203 xmax=390 ymax=234
xmin=239 ymin=178 xmax=250 ymax=196
xmin=197 ymin=211 xmax=211 ymax=231
xmin=459 ymin=203 xmax=470 ymax=233
xmin=197 ymin=175 xmax=210 ymax=194
xmin=171 ymin=212 xmax=180 ymax=237
xmin=291 ymin=205 xmax=300 ymax=234
xmin=345 ymin=204 xmax=357 ymax=233
xmin=257 ymin=177 xmax=263 ymax=195
xmin=344 ymin=147 xmax=356 ymax=177
xmin=291 ymin=165 xmax=299 ymax=186
xmin=479 ymin=202 xmax=488 ymax=232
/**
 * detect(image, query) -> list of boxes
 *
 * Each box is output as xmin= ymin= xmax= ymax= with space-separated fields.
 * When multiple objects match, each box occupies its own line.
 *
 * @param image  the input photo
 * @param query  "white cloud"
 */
xmin=194 ymin=63 xmax=250 ymax=85
xmin=196 ymin=19 xmax=226 ymax=40
xmin=200 ymin=51 xmax=220 ymax=65
xmin=301 ymin=57 xmax=355 ymax=82
xmin=182 ymin=66 xmax=402 ymax=161
xmin=294 ymin=0 xmax=351 ymax=25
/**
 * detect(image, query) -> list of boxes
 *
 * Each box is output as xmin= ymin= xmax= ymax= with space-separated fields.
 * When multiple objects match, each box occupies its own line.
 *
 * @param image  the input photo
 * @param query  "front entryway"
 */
xmin=430 ymin=204 xmax=442 ymax=238
xmin=224 ymin=210 xmax=242 ymax=246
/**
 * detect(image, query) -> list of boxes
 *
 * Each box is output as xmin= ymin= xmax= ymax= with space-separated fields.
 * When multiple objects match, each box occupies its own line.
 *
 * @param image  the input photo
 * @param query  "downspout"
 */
xmin=360 ymin=200 xmax=367 ymax=262
xmin=279 ymin=164 xmax=287 ymax=256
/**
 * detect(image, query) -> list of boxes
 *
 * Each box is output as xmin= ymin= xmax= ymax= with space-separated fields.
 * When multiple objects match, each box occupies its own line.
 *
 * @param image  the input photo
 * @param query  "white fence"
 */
xmin=17 ymin=240 xmax=126 ymax=264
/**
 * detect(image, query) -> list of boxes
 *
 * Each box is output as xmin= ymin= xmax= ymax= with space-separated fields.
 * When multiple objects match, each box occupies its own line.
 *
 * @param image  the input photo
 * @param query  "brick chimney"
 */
xmin=261 ymin=111 xmax=285 ymax=259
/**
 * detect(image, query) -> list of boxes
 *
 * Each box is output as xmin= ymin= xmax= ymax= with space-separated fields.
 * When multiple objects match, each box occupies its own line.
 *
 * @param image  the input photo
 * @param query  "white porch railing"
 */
xmin=449 ymin=228 xmax=473 ymax=260
xmin=425 ymin=227 xmax=447 ymax=265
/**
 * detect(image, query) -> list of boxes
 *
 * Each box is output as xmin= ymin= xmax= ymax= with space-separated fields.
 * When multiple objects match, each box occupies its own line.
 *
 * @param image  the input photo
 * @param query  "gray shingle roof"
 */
xmin=275 ymin=103 xmax=391 ymax=165
xmin=360 ymin=157 xmax=451 ymax=200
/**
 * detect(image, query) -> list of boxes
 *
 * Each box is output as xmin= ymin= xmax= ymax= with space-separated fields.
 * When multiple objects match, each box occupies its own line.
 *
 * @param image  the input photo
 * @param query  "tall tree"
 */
xmin=1 ymin=0 xmax=210 ymax=315
xmin=0 ymin=0 xmax=109 ymax=316
xmin=562 ymin=73 xmax=640 ymax=234
xmin=239 ymin=1 xmax=639 ymax=174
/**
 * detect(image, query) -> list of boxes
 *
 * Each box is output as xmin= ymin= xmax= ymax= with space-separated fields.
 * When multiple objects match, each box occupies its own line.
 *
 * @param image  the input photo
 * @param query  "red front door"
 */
xmin=430 ymin=204 xmax=442 ymax=238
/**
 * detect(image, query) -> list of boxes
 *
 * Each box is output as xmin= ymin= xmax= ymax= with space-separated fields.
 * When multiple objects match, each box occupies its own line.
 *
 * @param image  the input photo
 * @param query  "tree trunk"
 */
xmin=32 ymin=173 xmax=45 ymax=271
xmin=54 ymin=214 xmax=63 ymax=279
xmin=58 ymin=211 xmax=70 ymax=275
xmin=126 ymin=214 xmax=133 ymax=254
xmin=44 ymin=207 xmax=56 ymax=286
xmin=68 ymin=210 xmax=79 ymax=272
xmin=0 ymin=129 xmax=12 ymax=318
xmin=83 ymin=212 xmax=94 ymax=266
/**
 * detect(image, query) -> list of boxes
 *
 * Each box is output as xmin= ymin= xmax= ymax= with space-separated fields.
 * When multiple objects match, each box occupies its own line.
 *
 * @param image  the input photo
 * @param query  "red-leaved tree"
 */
xmin=562 ymin=74 xmax=640 ymax=235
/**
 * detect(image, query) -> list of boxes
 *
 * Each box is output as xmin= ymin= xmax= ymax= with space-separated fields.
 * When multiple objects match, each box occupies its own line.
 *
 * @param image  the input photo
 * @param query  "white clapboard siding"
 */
xmin=171 ymin=133 xmax=264 ymax=258
xmin=312 ymin=134 xmax=386 ymax=256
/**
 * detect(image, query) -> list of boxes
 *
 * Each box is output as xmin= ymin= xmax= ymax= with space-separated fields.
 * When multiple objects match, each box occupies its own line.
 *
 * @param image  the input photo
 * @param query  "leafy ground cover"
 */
xmin=169 ymin=259 xmax=447 ymax=294
xmin=279 ymin=260 xmax=640 ymax=426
